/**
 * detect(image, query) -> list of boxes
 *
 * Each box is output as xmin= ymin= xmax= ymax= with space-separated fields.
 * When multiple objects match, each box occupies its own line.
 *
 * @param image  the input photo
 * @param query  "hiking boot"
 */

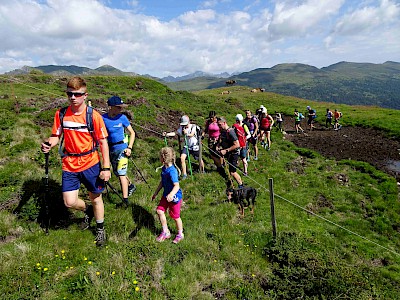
xmin=128 ymin=183 xmax=136 ymax=196
xmin=80 ymin=205 xmax=94 ymax=230
xmin=95 ymin=228 xmax=106 ymax=247
xmin=172 ymin=234 xmax=184 ymax=244
xmin=181 ymin=174 xmax=188 ymax=180
xmin=254 ymin=156 xmax=258 ymax=161
xmin=156 ymin=231 xmax=171 ymax=242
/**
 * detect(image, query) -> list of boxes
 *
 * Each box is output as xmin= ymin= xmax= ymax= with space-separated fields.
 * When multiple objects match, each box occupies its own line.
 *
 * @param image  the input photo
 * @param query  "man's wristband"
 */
xmin=127 ymin=147 xmax=132 ymax=150
xmin=101 ymin=167 xmax=111 ymax=171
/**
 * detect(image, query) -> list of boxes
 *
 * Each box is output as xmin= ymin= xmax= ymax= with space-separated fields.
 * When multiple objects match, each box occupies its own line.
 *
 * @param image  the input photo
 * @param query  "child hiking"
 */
xmin=102 ymin=96 xmax=136 ymax=207
xmin=152 ymin=147 xmax=184 ymax=244
xmin=40 ymin=76 xmax=111 ymax=247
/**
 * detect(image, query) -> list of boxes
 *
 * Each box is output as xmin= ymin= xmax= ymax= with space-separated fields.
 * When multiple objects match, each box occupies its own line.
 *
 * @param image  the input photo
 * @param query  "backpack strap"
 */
xmin=58 ymin=106 xmax=98 ymax=158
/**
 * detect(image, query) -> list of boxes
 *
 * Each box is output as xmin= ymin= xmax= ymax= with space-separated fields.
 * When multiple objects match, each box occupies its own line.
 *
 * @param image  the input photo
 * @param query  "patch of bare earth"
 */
xmin=283 ymin=116 xmax=400 ymax=181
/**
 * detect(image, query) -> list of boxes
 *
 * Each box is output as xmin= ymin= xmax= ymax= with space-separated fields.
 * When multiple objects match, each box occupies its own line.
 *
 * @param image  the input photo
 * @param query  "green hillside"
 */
xmin=168 ymin=62 xmax=400 ymax=110
xmin=1 ymin=74 xmax=400 ymax=299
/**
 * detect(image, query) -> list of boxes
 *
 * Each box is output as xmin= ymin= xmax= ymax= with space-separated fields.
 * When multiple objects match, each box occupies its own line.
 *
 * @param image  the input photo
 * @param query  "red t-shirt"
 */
xmin=52 ymin=106 xmax=108 ymax=172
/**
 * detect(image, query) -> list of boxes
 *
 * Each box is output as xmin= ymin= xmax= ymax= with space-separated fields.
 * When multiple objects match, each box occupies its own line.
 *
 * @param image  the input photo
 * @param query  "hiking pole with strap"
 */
xmin=184 ymin=135 xmax=193 ymax=178
xmin=130 ymin=158 xmax=151 ymax=188
xmin=43 ymin=142 xmax=50 ymax=234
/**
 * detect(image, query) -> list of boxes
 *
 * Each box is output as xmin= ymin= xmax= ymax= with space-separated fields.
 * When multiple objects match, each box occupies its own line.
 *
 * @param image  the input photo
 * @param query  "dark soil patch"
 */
xmin=283 ymin=116 xmax=400 ymax=181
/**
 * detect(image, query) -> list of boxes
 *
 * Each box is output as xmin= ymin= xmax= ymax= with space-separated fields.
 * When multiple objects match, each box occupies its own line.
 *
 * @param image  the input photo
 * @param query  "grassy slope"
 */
xmin=0 ymin=75 xmax=400 ymax=299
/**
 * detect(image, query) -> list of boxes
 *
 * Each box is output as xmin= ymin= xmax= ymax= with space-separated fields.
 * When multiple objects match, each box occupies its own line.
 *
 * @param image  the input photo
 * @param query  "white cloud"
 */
xmin=268 ymin=0 xmax=344 ymax=39
xmin=0 ymin=0 xmax=399 ymax=77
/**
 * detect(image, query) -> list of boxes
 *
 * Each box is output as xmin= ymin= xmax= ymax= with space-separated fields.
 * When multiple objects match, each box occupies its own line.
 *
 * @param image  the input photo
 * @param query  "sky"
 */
xmin=0 ymin=0 xmax=399 ymax=78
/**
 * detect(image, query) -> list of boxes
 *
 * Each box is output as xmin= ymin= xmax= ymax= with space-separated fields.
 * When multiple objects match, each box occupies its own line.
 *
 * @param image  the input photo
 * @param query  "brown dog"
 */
xmin=226 ymin=186 xmax=257 ymax=217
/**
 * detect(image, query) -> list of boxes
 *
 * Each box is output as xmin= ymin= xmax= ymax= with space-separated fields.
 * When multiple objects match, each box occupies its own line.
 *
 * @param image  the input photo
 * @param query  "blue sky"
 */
xmin=0 ymin=0 xmax=399 ymax=77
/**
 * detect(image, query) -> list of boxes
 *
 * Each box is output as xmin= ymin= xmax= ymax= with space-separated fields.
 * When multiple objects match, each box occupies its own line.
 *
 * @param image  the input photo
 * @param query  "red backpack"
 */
xmin=260 ymin=115 xmax=270 ymax=129
xmin=232 ymin=123 xmax=247 ymax=148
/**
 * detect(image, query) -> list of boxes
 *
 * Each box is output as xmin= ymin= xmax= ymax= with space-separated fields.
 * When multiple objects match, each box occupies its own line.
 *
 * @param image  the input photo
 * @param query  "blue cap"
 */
xmin=107 ymin=96 xmax=127 ymax=107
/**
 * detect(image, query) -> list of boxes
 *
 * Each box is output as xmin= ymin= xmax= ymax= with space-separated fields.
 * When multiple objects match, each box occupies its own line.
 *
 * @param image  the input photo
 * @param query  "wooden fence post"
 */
xmin=269 ymin=178 xmax=277 ymax=238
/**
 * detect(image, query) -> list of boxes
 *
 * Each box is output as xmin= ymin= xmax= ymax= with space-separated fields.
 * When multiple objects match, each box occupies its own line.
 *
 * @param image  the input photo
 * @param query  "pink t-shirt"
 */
xmin=207 ymin=121 xmax=220 ymax=139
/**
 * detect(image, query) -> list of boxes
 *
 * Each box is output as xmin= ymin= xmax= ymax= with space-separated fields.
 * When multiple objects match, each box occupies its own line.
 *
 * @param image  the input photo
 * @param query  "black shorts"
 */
xmin=182 ymin=147 xmax=200 ymax=161
xmin=227 ymin=152 xmax=239 ymax=173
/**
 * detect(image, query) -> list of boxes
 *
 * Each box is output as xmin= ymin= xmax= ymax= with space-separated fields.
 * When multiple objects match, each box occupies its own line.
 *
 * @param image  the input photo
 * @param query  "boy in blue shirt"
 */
xmin=102 ymin=96 xmax=136 ymax=206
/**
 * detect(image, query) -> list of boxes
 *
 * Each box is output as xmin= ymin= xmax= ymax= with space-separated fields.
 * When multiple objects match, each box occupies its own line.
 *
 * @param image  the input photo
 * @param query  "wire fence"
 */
xmin=1 ymin=75 xmax=399 ymax=257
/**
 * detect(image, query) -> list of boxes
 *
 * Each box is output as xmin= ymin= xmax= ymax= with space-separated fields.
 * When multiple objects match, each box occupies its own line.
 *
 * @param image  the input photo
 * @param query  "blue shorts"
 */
xmin=239 ymin=147 xmax=248 ymax=159
xmin=62 ymin=163 xmax=105 ymax=194
xmin=110 ymin=148 xmax=128 ymax=176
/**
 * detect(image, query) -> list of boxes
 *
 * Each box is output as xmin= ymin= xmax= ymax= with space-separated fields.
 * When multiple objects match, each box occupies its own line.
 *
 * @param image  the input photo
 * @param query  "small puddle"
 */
xmin=385 ymin=160 xmax=400 ymax=174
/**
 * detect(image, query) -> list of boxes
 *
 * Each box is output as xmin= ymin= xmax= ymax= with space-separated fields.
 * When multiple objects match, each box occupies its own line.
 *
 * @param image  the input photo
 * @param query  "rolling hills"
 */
xmin=0 ymin=74 xmax=400 ymax=299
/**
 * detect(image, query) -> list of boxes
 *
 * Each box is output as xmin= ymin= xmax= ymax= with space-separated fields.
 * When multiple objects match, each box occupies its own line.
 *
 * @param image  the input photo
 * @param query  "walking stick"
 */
xmin=130 ymin=158 xmax=151 ymax=188
xmin=43 ymin=142 xmax=50 ymax=234
xmin=105 ymin=181 xmax=125 ymax=202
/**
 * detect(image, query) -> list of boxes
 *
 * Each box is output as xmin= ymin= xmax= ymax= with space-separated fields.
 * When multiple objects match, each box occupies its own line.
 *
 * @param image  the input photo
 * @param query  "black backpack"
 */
xmin=58 ymin=106 xmax=98 ymax=158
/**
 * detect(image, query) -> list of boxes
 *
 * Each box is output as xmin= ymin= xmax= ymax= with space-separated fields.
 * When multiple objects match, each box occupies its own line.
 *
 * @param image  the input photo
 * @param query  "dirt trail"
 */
xmin=281 ymin=116 xmax=400 ymax=182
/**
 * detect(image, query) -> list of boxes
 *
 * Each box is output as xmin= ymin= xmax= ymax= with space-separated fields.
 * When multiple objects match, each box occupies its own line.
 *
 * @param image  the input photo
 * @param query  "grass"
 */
xmin=0 ymin=74 xmax=400 ymax=298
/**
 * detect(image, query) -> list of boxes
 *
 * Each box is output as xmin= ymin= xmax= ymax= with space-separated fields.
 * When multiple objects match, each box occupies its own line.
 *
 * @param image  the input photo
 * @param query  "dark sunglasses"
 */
xmin=66 ymin=91 xmax=86 ymax=97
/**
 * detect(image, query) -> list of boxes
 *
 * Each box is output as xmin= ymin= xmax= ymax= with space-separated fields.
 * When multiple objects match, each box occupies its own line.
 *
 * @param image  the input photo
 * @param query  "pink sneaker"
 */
xmin=156 ymin=231 xmax=171 ymax=242
xmin=172 ymin=234 xmax=184 ymax=244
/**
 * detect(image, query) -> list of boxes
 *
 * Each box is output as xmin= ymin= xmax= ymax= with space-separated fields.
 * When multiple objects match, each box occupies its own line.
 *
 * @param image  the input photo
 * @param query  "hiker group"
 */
xmin=40 ymin=76 xmax=343 ymax=247
xmin=294 ymin=106 xmax=342 ymax=133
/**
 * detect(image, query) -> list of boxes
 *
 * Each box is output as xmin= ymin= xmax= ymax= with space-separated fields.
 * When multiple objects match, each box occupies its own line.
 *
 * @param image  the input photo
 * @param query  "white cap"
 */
xmin=262 ymin=107 xmax=267 ymax=113
xmin=235 ymin=114 xmax=243 ymax=121
xmin=179 ymin=115 xmax=189 ymax=125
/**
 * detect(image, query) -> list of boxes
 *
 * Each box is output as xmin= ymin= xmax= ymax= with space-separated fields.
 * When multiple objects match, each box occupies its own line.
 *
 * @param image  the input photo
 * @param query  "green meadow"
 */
xmin=0 ymin=74 xmax=400 ymax=299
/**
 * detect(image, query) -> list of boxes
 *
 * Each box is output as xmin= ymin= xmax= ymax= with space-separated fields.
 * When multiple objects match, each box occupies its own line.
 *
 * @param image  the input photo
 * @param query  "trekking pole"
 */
xmin=184 ymin=135 xmax=193 ymax=178
xmin=130 ymin=158 xmax=151 ymax=188
xmin=164 ymin=136 xmax=168 ymax=147
xmin=43 ymin=142 xmax=50 ymax=234
xmin=105 ymin=181 xmax=125 ymax=202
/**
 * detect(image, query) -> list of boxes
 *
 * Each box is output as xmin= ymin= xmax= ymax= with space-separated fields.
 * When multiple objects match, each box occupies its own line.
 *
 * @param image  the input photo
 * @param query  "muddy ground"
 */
xmin=281 ymin=116 xmax=400 ymax=182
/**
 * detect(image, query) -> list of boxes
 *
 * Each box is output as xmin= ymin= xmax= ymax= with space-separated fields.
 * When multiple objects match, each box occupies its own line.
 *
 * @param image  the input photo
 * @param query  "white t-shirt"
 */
xmin=177 ymin=124 xmax=199 ymax=151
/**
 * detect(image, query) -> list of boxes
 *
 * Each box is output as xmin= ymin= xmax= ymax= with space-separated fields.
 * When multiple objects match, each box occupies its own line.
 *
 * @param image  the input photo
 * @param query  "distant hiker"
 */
xmin=217 ymin=117 xmax=244 ymax=188
xmin=40 ymin=76 xmax=111 ymax=247
xmin=151 ymin=147 xmax=184 ymax=244
xmin=244 ymin=109 xmax=259 ymax=160
xmin=204 ymin=111 xmax=222 ymax=168
xmin=306 ymin=106 xmax=316 ymax=130
xmin=275 ymin=111 xmax=284 ymax=132
xmin=233 ymin=114 xmax=251 ymax=176
xmin=325 ymin=108 xmax=333 ymax=129
xmin=258 ymin=107 xmax=274 ymax=150
xmin=164 ymin=115 xmax=204 ymax=179
xmin=294 ymin=109 xmax=305 ymax=133
xmin=102 ymin=96 xmax=136 ymax=207
xmin=334 ymin=109 xmax=342 ymax=130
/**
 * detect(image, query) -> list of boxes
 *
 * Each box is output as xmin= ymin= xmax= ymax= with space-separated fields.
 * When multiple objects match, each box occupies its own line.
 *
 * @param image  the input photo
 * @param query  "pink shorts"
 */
xmin=157 ymin=196 xmax=182 ymax=219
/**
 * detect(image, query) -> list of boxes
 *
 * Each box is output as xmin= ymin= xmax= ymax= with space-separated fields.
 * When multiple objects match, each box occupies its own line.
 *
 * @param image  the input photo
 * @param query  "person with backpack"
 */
xmin=40 ymin=76 xmax=111 ymax=247
xmin=306 ymin=106 xmax=316 ymax=131
xmin=258 ymin=107 xmax=274 ymax=150
xmin=233 ymin=114 xmax=251 ymax=176
xmin=294 ymin=109 xmax=305 ymax=133
xmin=102 ymin=96 xmax=136 ymax=207
xmin=204 ymin=111 xmax=222 ymax=168
xmin=275 ymin=111 xmax=284 ymax=132
xmin=244 ymin=109 xmax=259 ymax=160
xmin=325 ymin=108 xmax=333 ymax=129
xmin=334 ymin=109 xmax=343 ymax=130
xmin=164 ymin=115 xmax=204 ymax=180
xmin=217 ymin=117 xmax=244 ymax=188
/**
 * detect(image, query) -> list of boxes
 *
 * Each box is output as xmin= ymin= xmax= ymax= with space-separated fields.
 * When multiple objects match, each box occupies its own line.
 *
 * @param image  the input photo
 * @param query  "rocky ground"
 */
xmin=282 ymin=116 xmax=400 ymax=182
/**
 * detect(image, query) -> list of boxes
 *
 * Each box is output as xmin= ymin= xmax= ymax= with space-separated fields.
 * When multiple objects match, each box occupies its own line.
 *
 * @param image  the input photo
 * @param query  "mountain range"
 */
xmin=5 ymin=61 xmax=400 ymax=109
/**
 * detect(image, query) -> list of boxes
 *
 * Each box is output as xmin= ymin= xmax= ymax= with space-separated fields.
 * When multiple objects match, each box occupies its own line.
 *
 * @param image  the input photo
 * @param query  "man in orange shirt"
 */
xmin=41 ymin=77 xmax=111 ymax=247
